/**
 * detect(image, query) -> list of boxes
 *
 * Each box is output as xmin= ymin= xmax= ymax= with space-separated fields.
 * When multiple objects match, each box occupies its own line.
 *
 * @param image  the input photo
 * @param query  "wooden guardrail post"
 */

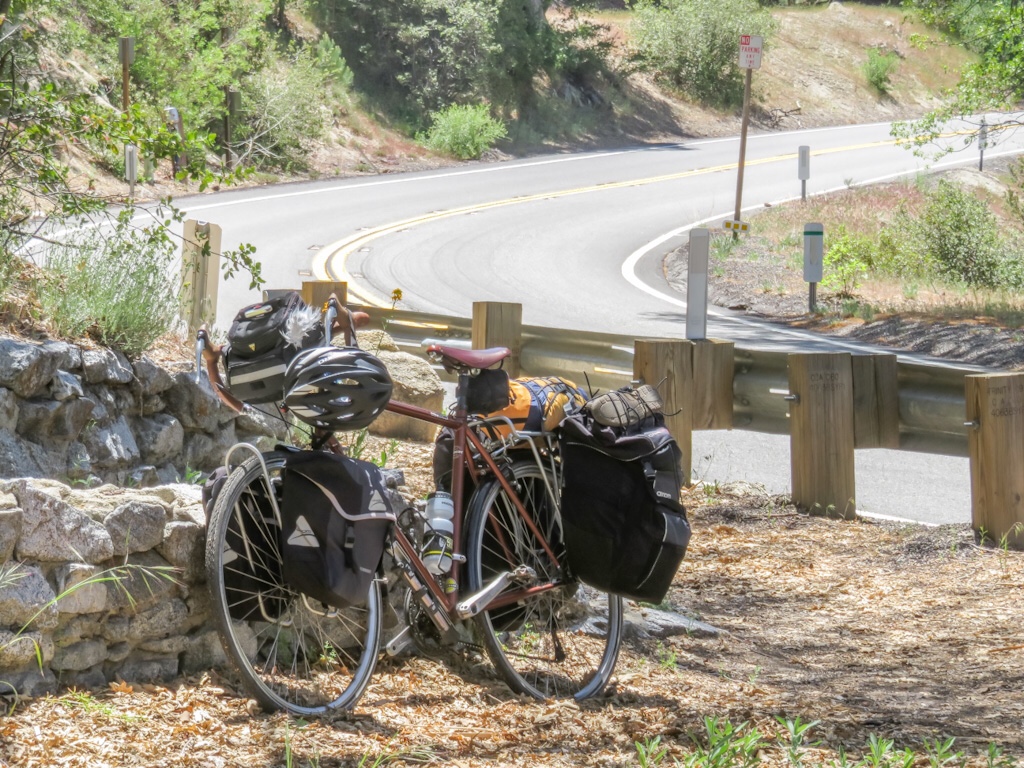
xmin=302 ymin=280 xmax=347 ymax=311
xmin=851 ymin=353 xmax=899 ymax=448
xmin=788 ymin=352 xmax=856 ymax=519
xmin=966 ymin=372 xmax=1024 ymax=550
xmin=472 ymin=302 xmax=522 ymax=377
xmin=633 ymin=338 xmax=735 ymax=486
xmin=635 ymin=340 xmax=692 ymax=484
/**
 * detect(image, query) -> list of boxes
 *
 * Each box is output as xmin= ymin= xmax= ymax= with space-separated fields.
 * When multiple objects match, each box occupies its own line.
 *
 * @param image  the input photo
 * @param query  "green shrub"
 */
xmin=237 ymin=50 xmax=330 ymax=171
xmin=630 ymin=0 xmax=776 ymax=107
xmin=863 ymin=48 xmax=899 ymax=94
xmin=822 ymin=226 xmax=873 ymax=297
xmin=36 ymin=221 xmax=179 ymax=356
xmin=921 ymin=180 xmax=1002 ymax=287
xmin=421 ymin=104 xmax=506 ymax=160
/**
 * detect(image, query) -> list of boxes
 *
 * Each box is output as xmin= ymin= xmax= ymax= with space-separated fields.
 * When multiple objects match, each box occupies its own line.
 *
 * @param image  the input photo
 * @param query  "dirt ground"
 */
xmin=1 ymin=479 xmax=1021 ymax=767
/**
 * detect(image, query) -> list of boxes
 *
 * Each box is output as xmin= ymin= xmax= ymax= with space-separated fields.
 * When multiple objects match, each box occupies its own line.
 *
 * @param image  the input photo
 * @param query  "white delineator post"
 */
xmin=804 ymin=222 xmax=823 ymax=313
xmin=686 ymin=228 xmax=710 ymax=341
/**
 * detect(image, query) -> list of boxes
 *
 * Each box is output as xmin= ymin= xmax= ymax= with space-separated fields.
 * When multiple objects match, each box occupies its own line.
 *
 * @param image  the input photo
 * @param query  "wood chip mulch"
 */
xmin=1 ymin=477 xmax=1022 ymax=767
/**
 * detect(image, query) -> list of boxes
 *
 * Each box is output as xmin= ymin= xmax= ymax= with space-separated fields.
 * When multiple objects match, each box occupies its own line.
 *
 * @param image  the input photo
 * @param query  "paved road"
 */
xmin=176 ymin=119 xmax=1024 ymax=525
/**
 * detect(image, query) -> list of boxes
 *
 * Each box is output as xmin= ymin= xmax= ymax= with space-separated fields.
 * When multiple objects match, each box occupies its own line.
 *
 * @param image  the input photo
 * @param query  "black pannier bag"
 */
xmin=202 ymin=467 xmax=286 ymax=621
xmin=279 ymin=450 xmax=396 ymax=610
xmin=558 ymin=411 xmax=691 ymax=603
xmin=223 ymin=291 xmax=324 ymax=404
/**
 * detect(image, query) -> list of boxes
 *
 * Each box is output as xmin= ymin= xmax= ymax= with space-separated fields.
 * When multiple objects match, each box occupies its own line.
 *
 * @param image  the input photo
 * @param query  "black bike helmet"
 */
xmin=283 ymin=346 xmax=393 ymax=430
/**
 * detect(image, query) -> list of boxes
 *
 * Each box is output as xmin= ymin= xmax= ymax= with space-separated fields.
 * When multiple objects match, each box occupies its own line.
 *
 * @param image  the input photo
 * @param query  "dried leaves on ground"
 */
xmin=2 ymin=482 xmax=1021 ymax=768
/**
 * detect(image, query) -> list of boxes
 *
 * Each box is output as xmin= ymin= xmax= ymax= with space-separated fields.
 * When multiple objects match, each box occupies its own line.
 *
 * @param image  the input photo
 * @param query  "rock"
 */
xmin=132 ymin=356 xmax=174 ymax=395
xmin=54 ymin=563 xmax=108 ymax=615
xmin=180 ymin=629 xmax=227 ymax=674
xmin=164 ymin=371 xmax=233 ymax=433
xmin=236 ymin=404 xmax=289 ymax=441
xmin=623 ymin=606 xmax=724 ymax=640
xmin=0 ymin=667 xmax=57 ymax=697
xmin=101 ymin=616 xmax=130 ymax=645
xmin=0 ymin=430 xmax=46 ymax=478
xmin=0 ymin=387 xmax=17 ymax=431
xmin=128 ymin=599 xmax=189 ymax=643
xmin=0 ymin=630 xmax=53 ymax=667
xmin=133 ymin=414 xmax=185 ymax=466
xmin=0 ymin=508 xmax=21 ymax=562
xmin=16 ymin=397 xmax=95 ymax=445
xmin=125 ymin=465 xmax=160 ymax=488
xmin=102 ymin=551 xmax=177 ymax=613
xmin=80 ymin=415 xmax=141 ymax=471
xmin=0 ymin=338 xmax=61 ymax=398
xmin=50 ymin=370 xmax=85 ymax=401
xmin=0 ymin=564 xmax=58 ymax=632
xmin=104 ymin=500 xmax=167 ymax=557
xmin=14 ymin=483 xmax=114 ymax=564
xmin=334 ymin=330 xmax=444 ymax=442
xmin=41 ymin=341 xmax=82 ymax=372
xmin=114 ymin=655 xmax=179 ymax=683
xmin=82 ymin=348 xmax=133 ymax=385
xmin=158 ymin=521 xmax=205 ymax=582
xmin=51 ymin=638 xmax=107 ymax=671
xmin=66 ymin=442 xmax=92 ymax=481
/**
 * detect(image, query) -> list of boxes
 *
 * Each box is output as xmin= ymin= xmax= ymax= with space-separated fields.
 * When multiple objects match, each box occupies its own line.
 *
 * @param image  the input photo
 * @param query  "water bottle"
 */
xmin=422 ymin=491 xmax=454 ymax=575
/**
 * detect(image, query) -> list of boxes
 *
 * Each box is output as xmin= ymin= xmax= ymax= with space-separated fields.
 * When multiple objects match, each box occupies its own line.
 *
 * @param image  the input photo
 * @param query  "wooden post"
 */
xmin=301 ymin=281 xmax=347 ymax=311
xmin=472 ymin=302 xmax=522 ymax=377
xmin=851 ymin=353 xmax=899 ymax=449
xmin=635 ymin=340 xmax=693 ymax=485
xmin=691 ymin=339 xmax=734 ymax=431
xmin=966 ymin=373 xmax=1024 ymax=550
xmin=788 ymin=353 xmax=856 ymax=519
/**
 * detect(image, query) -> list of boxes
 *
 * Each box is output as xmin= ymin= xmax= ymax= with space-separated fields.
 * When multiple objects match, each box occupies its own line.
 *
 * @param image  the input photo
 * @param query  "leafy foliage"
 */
xmin=823 ymin=226 xmax=873 ymax=297
xmin=420 ymin=103 xmax=506 ymax=159
xmin=895 ymin=0 xmax=1024 ymax=153
xmin=862 ymin=48 xmax=899 ymax=94
xmin=35 ymin=215 xmax=180 ymax=355
xmin=629 ymin=0 xmax=776 ymax=107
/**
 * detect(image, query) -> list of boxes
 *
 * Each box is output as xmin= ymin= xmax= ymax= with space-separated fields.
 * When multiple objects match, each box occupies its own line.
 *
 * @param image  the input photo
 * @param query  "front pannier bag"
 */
xmin=558 ymin=410 xmax=691 ymax=603
xmin=279 ymin=450 xmax=396 ymax=609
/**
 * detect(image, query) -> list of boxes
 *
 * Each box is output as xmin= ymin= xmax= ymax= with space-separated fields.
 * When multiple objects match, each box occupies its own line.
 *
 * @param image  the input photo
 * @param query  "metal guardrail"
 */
xmin=354 ymin=304 xmax=973 ymax=458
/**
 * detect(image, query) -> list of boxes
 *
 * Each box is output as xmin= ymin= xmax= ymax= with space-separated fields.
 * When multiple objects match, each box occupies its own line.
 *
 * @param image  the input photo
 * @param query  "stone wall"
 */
xmin=0 ymin=479 xmax=217 ymax=695
xmin=0 ymin=336 xmax=288 ymax=486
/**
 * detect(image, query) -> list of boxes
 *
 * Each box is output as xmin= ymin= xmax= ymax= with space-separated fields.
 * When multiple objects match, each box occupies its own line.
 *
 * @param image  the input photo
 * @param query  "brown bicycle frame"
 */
xmin=382 ymin=392 xmax=563 ymax=618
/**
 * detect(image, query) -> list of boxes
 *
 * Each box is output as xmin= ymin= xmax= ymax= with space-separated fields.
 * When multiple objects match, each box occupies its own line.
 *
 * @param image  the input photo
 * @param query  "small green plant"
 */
xmin=636 ymin=735 xmax=671 ymax=767
xmin=863 ymin=48 xmax=899 ymax=94
xmin=182 ymin=466 xmax=204 ymax=485
xmin=656 ymin=641 xmax=678 ymax=670
xmin=776 ymin=716 xmax=820 ymax=767
xmin=684 ymin=717 xmax=766 ymax=768
xmin=923 ymin=737 xmax=963 ymax=768
xmin=420 ymin=104 xmax=507 ymax=160
xmin=822 ymin=227 xmax=873 ymax=297
xmin=711 ymin=234 xmax=738 ymax=261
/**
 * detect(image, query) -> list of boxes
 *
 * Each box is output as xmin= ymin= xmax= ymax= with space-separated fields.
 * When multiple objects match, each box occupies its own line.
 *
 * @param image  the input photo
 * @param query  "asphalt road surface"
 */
xmin=176 ymin=118 xmax=1024 ymax=525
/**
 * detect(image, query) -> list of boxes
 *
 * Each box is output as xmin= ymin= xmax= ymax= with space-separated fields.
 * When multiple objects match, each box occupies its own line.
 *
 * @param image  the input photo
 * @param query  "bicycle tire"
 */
xmin=465 ymin=458 xmax=623 ymax=700
xmin=205 ymin=450 xmax=382 ymax=715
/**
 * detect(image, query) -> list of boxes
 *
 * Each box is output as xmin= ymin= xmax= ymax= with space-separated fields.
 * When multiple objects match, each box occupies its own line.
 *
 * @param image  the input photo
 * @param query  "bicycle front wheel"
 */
xmin=465 ymin=459 xmax=623 ymax=700
xmin=205 ymin=451 xmax=382 ymax=715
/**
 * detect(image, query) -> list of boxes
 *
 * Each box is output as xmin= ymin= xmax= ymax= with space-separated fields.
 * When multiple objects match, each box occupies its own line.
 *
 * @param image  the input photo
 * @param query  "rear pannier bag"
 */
xmin=223 ymin=291 xmax=324 ymax=404
xmin=558 ymin=411 xmax=691 ymax=603
xmin=279 ymin=450 xmax=396 ymax=609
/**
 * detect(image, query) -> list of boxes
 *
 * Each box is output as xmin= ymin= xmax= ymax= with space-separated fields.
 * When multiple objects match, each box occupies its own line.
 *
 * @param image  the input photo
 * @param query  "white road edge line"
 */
xmin=620 ymin=148 xmax=1024 ymax=362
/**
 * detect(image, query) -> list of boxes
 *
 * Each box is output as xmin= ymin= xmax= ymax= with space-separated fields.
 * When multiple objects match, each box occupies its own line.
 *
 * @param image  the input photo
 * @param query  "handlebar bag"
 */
xmin=278 ymin=449 xmax=396 ymax=610
xmin=223 ymin=291 xmax=324 ymax=404
xmin=558 ymin=410 xmax=691 ymax=603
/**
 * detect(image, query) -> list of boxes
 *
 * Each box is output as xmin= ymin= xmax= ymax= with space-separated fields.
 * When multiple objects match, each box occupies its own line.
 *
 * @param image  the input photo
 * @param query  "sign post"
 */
xmin=181 ymin=220 xmax=222 ymax=334
xmin=804 ymin=222 xmax=824 ymax=313
xmin=798 ymin=145 xmax=810 ymax=201
xmin=979 ymin=118 xmax=988 ymax=172
xmin=734 ymin=35 xmax=763 ymax=238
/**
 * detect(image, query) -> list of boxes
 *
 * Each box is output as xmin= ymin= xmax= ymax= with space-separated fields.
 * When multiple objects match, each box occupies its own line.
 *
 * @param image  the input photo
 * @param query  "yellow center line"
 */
xmin=315 ymin=134 xmax=926 ymax=307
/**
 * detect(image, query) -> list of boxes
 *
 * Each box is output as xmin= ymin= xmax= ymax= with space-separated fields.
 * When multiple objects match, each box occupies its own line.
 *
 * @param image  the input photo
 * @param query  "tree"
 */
xmin=894 ymin=0 xmax=1024 ymax=155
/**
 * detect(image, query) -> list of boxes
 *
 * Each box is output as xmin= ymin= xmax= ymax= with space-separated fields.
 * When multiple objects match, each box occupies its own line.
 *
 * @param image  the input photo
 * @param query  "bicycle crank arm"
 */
xmin=456 ymin=565 xmax=537 ymax=619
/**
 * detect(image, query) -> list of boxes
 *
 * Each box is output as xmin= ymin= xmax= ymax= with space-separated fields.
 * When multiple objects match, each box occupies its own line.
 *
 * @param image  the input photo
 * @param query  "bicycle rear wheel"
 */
xmin=465 ymin=458 xmax=623 ymax=700
xmin=205 ymin=450 xmax=382 ymax=715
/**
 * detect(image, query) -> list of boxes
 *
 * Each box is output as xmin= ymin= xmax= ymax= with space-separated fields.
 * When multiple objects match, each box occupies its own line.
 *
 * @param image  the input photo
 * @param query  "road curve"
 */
xmin=176 ymin=120 xmax=1024 ymax=526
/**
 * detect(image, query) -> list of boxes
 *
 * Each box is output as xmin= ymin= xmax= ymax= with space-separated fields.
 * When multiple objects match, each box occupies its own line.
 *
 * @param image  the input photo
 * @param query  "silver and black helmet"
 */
xmin=283 ymin=346 xmax=393 ymax=430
